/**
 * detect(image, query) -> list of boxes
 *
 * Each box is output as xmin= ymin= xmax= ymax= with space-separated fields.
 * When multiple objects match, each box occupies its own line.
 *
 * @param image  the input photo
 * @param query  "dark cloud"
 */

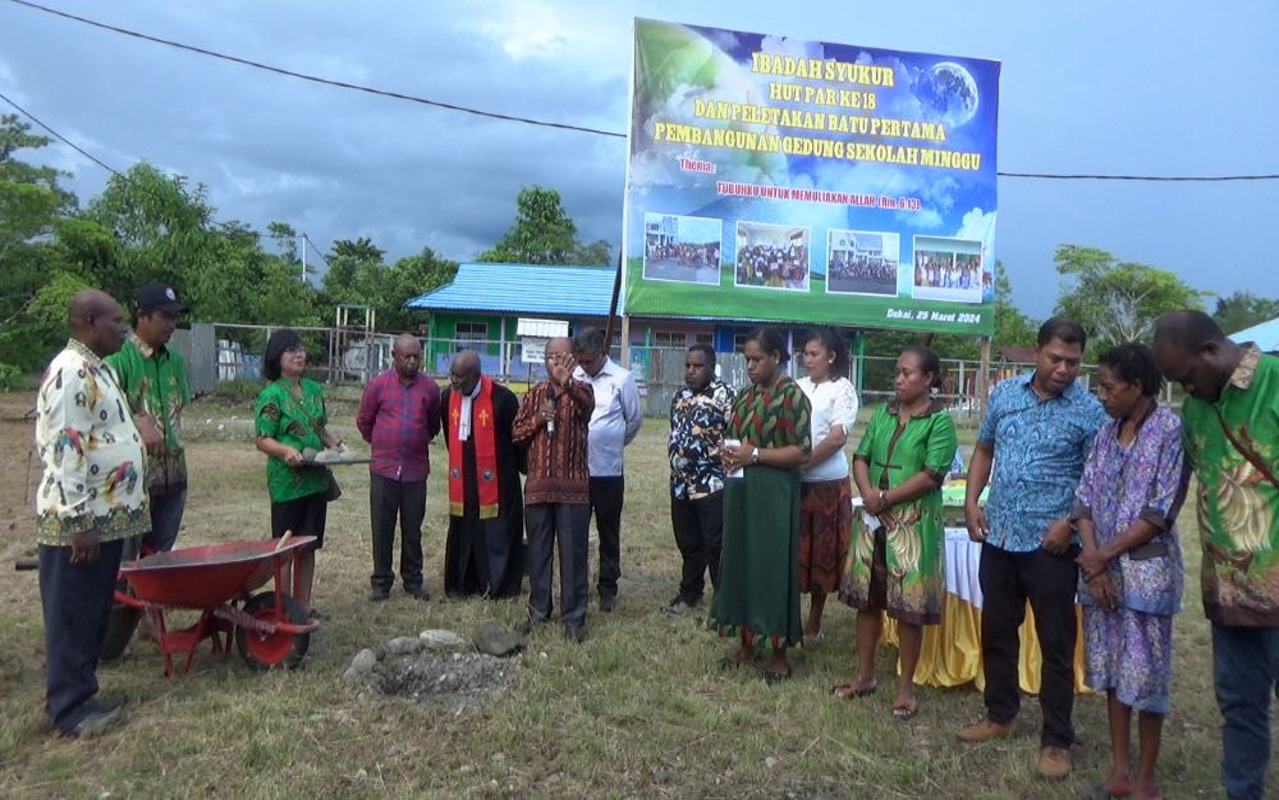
xmin=2 ymin=1 xmax=1276 ymax=314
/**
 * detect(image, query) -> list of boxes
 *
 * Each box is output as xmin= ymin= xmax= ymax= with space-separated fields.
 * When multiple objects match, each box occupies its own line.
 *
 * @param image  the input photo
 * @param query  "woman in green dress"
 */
xmin=712 ymin=327 xmax=812 ymax=685
xmin=836 ymin=345 xmax=957 ymax=719
xmin=254 ymin=329 xmax=343 ymax=615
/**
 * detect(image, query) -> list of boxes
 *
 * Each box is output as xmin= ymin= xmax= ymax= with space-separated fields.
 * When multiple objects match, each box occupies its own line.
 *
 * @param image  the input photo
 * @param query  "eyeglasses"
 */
xmin=285 ymin=346 xmax=307 ymax=355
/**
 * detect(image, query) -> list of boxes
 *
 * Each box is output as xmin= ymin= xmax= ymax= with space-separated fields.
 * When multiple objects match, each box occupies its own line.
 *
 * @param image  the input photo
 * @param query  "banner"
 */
xmin=623 ymin=19 xmax=1000 ymax=335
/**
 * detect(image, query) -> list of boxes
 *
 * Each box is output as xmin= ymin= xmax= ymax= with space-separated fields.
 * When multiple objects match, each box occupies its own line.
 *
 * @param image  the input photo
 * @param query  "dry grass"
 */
xmin=0 ymin=391 xmax=1264 ymax=798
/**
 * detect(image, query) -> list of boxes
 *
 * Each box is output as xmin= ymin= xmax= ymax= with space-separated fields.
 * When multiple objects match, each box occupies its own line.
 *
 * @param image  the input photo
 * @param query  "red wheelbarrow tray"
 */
xmin=118 ymin=536 xmax=318 ymax=675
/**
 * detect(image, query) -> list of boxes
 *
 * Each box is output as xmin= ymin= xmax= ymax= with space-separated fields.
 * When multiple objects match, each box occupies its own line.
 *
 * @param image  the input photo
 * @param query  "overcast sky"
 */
xmin=2 ymin=0 xmax=1276 ymax=316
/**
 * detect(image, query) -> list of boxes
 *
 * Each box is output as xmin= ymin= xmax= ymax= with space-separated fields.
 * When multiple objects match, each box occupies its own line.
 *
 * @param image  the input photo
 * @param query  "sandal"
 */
xmin=831 ymin=682 xmax=877 ymax=699
xmin=718 ymin=651 xmax=756 ymax=671
xmin=763 ymin=668 xmax=793 ymax=686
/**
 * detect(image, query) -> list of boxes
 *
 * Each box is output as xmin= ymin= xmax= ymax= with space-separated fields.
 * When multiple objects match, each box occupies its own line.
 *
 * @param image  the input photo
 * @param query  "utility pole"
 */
xmin=300 ymin=233 xmax=307 ymax=283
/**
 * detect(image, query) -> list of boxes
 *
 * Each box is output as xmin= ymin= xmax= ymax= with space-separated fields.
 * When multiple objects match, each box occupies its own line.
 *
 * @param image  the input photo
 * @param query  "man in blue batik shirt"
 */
xmin=956 ymin=318 xmax=1108 ymax=782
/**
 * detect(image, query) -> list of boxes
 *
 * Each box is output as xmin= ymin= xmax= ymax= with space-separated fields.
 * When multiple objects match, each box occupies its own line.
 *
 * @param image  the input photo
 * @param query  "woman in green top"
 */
xmin=836 ymin=345 xmax=958 ymax=719
xmin=254 ymin=329 xmax=342 ymax=613
xmin=712 ymin=327 xmax=812 ymax=685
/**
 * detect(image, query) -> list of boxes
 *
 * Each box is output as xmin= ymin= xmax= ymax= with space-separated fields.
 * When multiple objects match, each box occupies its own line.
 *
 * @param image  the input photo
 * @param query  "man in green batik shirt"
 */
xmin=1154 ymin=310 xmax=1279 ymax=800
xmin=105 ymin=282 xmax=191 ymax=554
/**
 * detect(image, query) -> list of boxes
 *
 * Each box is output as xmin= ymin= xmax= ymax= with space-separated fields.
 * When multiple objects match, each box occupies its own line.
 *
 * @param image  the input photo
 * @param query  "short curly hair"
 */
xmin=1098 ymin=342 xmax=1163 ymax=398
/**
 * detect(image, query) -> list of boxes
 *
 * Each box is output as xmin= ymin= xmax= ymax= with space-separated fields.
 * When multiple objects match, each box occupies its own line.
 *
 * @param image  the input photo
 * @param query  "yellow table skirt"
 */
xmin=881 ymin=592 xmax=1089 ymax=694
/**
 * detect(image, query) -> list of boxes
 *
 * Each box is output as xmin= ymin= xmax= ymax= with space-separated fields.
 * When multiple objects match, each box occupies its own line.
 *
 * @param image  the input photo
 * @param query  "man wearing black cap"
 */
xmin=105 ymin=282 xmax=192 ymax=554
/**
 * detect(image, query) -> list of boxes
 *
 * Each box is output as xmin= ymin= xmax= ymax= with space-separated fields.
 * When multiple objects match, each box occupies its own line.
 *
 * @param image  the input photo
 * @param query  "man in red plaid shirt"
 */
xmin=357 ymin=334 xmax=442 ymax=601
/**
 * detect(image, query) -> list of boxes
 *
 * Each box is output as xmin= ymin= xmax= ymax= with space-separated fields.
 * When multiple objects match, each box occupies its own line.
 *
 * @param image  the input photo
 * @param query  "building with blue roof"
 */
xmin=404 ymin=262 xmax=815 ymax=376
xmin=1231 ymin=315 xmax=1279 ymax=353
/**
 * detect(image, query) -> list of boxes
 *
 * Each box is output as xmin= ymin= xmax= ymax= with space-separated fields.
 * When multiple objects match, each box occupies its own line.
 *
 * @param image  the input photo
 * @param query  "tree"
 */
xmin=267 ymin=221 xmax=300 ymax=265
xmin=0 ymin=115 xmax=85 ymax=370
xmin=991 ymin=260 xmax=1038 ymax=351
xmin=84 ymin=162 xmax=222 ymax=301
xmin=380 ymin=247 xmax=458 ymax=332
xmin=478 ymin=186 xmax=579 ymax=265
xmin=320 ymin=239 xmax=455 ymax=332
xmin=1213 ymin=290 xmax=1279 ymax=336
xmin=573 ymin=238 xmax=613 ymax=267
xmin=1054 ymin=244 xmax=1206 ymax=355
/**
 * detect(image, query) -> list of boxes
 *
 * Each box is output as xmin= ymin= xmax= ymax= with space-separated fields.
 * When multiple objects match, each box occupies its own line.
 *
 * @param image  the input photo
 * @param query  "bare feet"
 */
xmin=1131 ymin=778 xmax=1160 ymax=800
xmin=891 ymin=690 xmax=917 ymax=720
xmin=718 ymin=646 xmax=756 ymax=670
xmin=1100 ymin=771 xmax=1133 ymax=798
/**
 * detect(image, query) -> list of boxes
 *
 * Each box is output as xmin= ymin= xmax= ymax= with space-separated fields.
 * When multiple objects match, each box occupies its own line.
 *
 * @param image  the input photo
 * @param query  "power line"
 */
xmin=302 ymin=233 xmax=331 ymax=270
xmin=0 ymin=89 xmax=331 ymax=257
xmin=0 ymin=88 xmax=126 ymax=179
xmin=7 ymin=2 xmax=1279 ymax=187
xmin=999 ymin=171 xmax=1279 ymax=182
xmin=6 ymin=0 xmax=622 ymax=139
xmin=7 ymin=0 xmax=1279 ymax=182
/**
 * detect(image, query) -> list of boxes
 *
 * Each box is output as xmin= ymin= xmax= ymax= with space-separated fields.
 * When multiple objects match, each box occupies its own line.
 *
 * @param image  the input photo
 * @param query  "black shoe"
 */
xmin=405 ymin=586 xmax=429 ymax=601
xmin=94 ymin=696 xmax=126 ymax=714
xmin=663 ymin=595 xmax=701 ymax=615
xmin=599 ymin=594 xmax=617 ymax=613
xmin=369 ymin=588 xmax=390 ymax=602
xmin=564 ymin=624 xmax=587 ymax=644
xmin=62 ymin=704 xmax=124 ymax=738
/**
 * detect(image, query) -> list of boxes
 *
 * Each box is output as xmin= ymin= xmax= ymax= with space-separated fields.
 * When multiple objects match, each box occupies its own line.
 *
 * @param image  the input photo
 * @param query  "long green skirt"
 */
xmin=708 ymin=465 xmax=803 ymax=647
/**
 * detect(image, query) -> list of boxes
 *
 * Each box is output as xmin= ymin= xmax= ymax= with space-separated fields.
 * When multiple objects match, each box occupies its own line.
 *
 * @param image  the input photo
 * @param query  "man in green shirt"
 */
xmin=105 ymin=282 xmax=191 ymax=554
xmin=1154 ymin=310 xmax=1279 ymax=800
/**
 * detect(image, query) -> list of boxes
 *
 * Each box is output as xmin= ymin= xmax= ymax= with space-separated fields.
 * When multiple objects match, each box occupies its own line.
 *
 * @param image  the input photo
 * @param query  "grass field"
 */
xmin=624 ymin=259 xmax=994 ymax=336
xmin=0 ymin=391 xmax=1265 ymax=798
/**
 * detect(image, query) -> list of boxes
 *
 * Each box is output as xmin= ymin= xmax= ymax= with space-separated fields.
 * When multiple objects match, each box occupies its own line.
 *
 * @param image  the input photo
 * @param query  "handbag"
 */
xmin=324 ymin=469 xmax=342 ymax=503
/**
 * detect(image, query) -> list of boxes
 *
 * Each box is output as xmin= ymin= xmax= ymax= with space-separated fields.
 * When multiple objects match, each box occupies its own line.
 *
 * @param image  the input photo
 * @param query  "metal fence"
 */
xmin=176 ymin=327 xmax=1174 ymax=414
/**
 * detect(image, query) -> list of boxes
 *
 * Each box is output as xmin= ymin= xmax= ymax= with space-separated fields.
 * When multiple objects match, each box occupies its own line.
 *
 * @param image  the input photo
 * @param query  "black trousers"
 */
xmin=670 ymin=490 xmax=723 ymax=603
xmin=979 ymin=542 xmax=1080 ymax=748
xmin=369 ymin=474 xmax=426 ymax=592
xmin=39 ymin=538 xmax=124 ymax=732
xmin=525 ymin=503 xmax=591 ymax=628
xmin=589 ymin=476 xmax=625 ymax=598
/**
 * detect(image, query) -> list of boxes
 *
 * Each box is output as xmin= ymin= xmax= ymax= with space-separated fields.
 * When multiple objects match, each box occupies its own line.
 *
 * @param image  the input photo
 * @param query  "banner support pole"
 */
xmin=977 ymin=336 xmax=992 ymax=418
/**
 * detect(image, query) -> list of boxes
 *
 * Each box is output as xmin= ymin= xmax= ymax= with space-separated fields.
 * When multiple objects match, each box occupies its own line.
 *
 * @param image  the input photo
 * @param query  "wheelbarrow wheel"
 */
xmin=235 ymin=592 xmax=310 ymax=671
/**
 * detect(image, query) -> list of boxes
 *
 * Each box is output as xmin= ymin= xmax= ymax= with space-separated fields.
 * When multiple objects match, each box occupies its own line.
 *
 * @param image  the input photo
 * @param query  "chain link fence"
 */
xmin=174 ymin=327 xmax=1174 ymax=416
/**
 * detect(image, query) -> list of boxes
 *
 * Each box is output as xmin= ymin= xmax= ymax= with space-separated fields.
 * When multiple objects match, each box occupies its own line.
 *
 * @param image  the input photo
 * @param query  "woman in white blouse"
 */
xmin=796 ymin=327 xmax=860 ymax=639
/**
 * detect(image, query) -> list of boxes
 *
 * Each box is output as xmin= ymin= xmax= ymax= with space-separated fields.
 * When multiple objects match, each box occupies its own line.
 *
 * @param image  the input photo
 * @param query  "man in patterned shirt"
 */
xmin=666 ymin=343 xmax=734 ymax=615
xmin=105 ymin=282 xmax=190 ymax=555
xmin=513 ymin=337 xmax=595 ymax=643
xmin=35 ymin=290 xmax=148 ymax=737
xmin=957 ymin=317 xmax=1108 ymax=780
xmin=1154 ymin=310 xmax=1279 ymax=800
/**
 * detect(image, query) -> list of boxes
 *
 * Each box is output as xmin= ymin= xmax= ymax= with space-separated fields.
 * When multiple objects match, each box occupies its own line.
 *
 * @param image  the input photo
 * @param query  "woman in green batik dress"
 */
xmin=836 ymin=345 xmax=957 ymax=720
xmin=711 ymin=327 xmax=812 ymax=685
xmin=254 ymin=328 xmax=344 ymax=616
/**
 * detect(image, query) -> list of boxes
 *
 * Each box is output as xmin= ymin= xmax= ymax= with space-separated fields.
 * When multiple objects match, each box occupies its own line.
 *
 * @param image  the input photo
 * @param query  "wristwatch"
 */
xmin=750 ymin=447 xmax=761 ymax=465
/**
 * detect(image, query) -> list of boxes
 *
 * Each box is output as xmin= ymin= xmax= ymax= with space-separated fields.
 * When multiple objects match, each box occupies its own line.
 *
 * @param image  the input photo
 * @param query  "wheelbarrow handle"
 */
xmin=14 ymin=557 xmax=39 ymax=571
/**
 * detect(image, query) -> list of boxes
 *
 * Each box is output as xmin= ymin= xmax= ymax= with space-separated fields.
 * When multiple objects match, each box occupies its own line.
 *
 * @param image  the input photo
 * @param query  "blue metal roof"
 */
xmin=405 ymin=262 xmax=614 ymax=316
xmin=1231 ymin=316 xmax=1279 ymax=353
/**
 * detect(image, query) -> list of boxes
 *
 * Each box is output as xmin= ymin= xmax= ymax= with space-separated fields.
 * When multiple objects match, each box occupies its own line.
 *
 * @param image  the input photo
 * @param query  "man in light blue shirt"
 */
xmin=957 ymin=318 xmax=1107 ymax=781
xmin=572 ymin=327 xmax=642 ymax=611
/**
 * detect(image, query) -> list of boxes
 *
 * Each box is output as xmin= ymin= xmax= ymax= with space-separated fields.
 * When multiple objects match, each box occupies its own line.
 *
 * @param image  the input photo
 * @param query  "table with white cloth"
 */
xmin=878 ymin=527 xmax=1089 ymax=694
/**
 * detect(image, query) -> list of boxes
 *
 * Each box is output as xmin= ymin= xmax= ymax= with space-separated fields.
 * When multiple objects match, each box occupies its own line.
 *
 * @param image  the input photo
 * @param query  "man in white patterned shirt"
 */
xmin=35 ymin=290 xmax=148 ymax=738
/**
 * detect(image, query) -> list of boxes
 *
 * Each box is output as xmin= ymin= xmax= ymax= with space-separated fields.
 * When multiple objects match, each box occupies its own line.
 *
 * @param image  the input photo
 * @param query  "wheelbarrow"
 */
xmin=116 ymin=533 xmax=319 ymax=676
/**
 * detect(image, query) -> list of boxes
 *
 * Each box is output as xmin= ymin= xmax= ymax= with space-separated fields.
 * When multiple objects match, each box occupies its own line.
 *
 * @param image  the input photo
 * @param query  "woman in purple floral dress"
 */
xmin=1073 ymin=343 xmax=1188 ymax=800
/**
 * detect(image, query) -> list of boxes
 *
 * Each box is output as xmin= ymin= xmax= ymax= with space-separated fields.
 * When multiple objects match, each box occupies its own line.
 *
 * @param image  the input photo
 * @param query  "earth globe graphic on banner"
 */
xmin=919 ymin=61 xmax=979 ymax=128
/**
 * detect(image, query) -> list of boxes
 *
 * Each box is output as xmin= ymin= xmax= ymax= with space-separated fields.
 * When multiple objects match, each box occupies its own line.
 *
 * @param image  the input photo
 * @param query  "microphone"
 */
xmin=545 ymin=384 xmax=557 ymax=438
